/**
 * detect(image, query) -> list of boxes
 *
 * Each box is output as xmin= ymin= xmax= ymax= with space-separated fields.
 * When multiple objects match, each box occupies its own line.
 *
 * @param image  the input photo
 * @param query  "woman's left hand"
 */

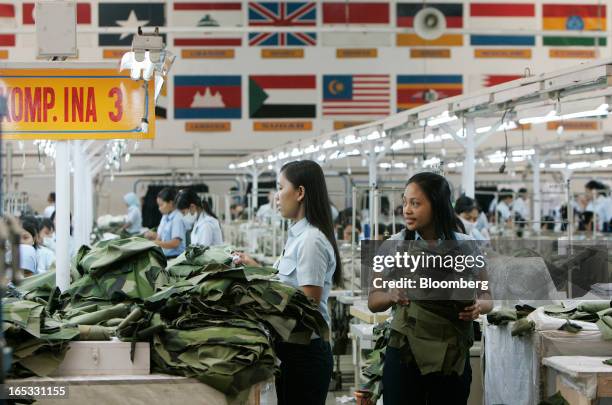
xmin=459 ymin=300 xmax=481 ymax=321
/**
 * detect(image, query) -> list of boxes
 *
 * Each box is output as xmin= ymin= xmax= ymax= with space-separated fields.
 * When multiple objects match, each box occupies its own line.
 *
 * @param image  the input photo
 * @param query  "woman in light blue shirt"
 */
xmin=175 ymin=189 xmax=223 ymax=246
xmin=145 ymin=188 xmax=185 ymax=258
xmin=368 ymin=173 xmax=492 ymax=405
xmin=122 ymin=192 xmax=142 ymax=235
xmin=236 ymin=160 xmax=341 ymax=405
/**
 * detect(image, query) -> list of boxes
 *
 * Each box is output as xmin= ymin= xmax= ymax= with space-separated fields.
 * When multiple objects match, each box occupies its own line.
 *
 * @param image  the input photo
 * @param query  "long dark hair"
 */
xmin=404 ymin=172 xmax=463 ymax=241
xmin=281 ymin=160 xmax=342 ymax=286
xmin=175 ymin=189 xmax=218 ymax=220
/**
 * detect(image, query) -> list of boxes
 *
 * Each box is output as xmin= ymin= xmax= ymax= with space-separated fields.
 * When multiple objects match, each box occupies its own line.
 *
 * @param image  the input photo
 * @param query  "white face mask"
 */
xmin=459 ymin=217 xmax=475 ymax=234
xmin=182 ymin=213 xmax=197 ymax=229
xmin=43 ymin=235 xmax=56 ymax=250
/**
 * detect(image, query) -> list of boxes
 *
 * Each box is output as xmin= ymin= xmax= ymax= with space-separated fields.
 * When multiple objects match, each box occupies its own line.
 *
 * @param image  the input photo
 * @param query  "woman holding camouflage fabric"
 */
xmin=368 ymin=172 xmax=492 ymax=405
xmin=235 ymin=160 xmax=342 ymax=405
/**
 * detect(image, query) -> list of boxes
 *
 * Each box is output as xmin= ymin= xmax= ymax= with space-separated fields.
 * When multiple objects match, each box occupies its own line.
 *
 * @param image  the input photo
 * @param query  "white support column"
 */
xmin=532 ymin=150 xmax=542 ymax=233
xmin=55 ymin=141 xmax=71 ymax=291
xmin=368 ymin=149 xmax=377 ymax=233
xmin=72 ymin=141 xmax=89 ymax=249
xmin=462 ymin=117 xmax=476 ymax=198
xmin=251 ymin=168 xmax=259 ymax=211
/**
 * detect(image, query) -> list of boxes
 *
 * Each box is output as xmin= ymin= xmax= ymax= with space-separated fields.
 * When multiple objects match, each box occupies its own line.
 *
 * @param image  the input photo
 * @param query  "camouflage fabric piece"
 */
xmin=67 ymin=237 xmax=168 ymax=302
xmin=4 ymin=236 xmax=330 ymax=398
xmin=3 ymin=298 xmax=79 ymax=377
xmin=361 ymin=320 xmax=392 ymax=403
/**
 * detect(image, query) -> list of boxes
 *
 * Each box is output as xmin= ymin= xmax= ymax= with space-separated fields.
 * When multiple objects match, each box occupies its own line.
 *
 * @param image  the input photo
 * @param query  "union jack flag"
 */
xmin=248 ymin=2 xmax=317 ymax=46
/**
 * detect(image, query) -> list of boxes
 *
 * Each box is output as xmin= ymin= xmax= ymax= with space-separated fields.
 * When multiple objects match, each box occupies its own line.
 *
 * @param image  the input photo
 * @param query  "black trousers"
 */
xmin=382 ymin=346 xmax=472 ymax=405
xmin=275 ymin=338 xmax=333 ymax=405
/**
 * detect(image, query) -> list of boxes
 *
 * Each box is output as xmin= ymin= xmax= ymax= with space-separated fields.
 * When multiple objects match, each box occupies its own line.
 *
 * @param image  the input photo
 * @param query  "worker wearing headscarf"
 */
xmin=122 ymin=192 xmax=142 ymax=235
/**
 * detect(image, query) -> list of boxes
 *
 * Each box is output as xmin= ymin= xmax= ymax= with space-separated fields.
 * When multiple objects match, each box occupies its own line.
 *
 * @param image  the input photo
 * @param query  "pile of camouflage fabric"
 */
xmin=360 ymin=319 xmax=392 ymax=403
xmin=3 ymin=238 xmax=329 ymax=399
xmin=542 ymin=301 xmax=612 ymax=339
xmin=4 ymin=237 xmax=168 ymax=378
xmin=117 ymin=245 xmax=329 ymax=397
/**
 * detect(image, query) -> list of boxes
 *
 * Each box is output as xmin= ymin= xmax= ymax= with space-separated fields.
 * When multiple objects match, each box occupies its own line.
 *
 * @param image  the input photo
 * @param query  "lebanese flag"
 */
xmin=173 ymin=2 xmax=242 ymax=47
xmin=0 ymin=4 xmax=15 ymax=47
xmin=23 ymin=2 xmax=92 ymax=24
xmin=470 ymin=3 xmax=536 ymax=30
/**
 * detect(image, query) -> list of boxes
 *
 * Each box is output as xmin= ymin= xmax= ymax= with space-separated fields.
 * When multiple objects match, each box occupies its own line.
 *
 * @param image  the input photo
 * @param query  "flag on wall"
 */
xmin=173 ymin=2 xmax=243 ymax=47
xmin=469 ymin=3 xmax=535 ymax=46
xmin=322 ymin=2 xmax=390 ymax=46
xmin=248 ymin=2 xmax=316 ymax=46
xmin=23 ymin=2 xmax=91 ymax=24
xmin=396 ymin=3 xmax=463 ymax=47
xmin=482 ymin=74 xmax=522 ymax=87
xmin=543 ymin=4 xmax=606 ymax=46
xmin=174 ymin=76 xmax=242 ymax=119
xmin=397 ymin=75 xmax=462 ymax=111
xmin=322 ymin=75 xmax=390 ymax=117
xmin=468 ymin=74 xmax=522 ymax=92
xmin=99 ymin=3 xmax=165 ymax=46
xmin=249 ymin=75 xmax=316 ymax=118
xmin=0 ymin=4 xmax=15 ymax=47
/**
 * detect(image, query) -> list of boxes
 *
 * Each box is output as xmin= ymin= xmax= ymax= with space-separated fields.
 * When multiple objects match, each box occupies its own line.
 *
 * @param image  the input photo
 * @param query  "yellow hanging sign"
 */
xmin=0 ymin=68 xmax=155 ymax=140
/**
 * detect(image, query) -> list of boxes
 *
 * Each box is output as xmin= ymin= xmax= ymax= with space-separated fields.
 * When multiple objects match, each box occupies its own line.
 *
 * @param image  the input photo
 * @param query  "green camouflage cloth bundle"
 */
xmin=361 ymin=319 xmax=392 ymax=403
xmin=3 ymin=239 xmax=331 ymax=398
xmin=3 ymin=298 xmax=79 ymax=377
xmin=67 ymin=237 xmax=168 ymax=302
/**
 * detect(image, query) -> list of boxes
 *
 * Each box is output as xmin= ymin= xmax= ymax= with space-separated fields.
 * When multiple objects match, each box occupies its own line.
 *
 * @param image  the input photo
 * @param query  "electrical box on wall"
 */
xmin=36 ymin=1 xmax=77 ymax=58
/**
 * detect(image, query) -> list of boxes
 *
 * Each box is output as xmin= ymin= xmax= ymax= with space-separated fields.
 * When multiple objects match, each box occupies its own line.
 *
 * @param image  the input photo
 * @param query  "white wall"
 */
xmin=2 ymin=0 xmax=612 ymax=215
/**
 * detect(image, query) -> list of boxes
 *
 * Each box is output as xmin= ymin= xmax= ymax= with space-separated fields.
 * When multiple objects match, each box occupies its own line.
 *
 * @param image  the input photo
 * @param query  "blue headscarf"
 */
xmin=123 ymin=192 xmax=140 ymax=208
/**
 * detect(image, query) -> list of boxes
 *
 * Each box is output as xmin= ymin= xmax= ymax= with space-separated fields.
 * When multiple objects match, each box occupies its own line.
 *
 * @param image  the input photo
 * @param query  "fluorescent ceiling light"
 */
xmin=427 ymin=111 xmax=457 ymax=126
xmin=323 ymin=140 xmax=338 ymax=149
xmin=391 ymin=140 xmax=410 ymax=150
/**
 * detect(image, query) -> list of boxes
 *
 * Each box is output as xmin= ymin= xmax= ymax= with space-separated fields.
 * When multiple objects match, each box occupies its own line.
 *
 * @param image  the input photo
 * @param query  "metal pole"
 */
xmin=251 ymin=169 xmax=259 ymax=210
xmin=532 ymin=150 xmax=542 ymax=235
xmin=5 ymin=142 xmax=12 ymax=199
xmin=368 ymin=150 xmax=377 ymax=237
xmin=373 ymin=188 xmax=379 ymax=240
xmin=391 ymin=190 xmax=396 ymax=235
xmin=351 ymin=187 xmax=357 ymax=295
xmin=224 ymin=194 xmax=231 ymax=225
xmin=55 ymin=141 xmax=71 ymax=291
xmin=462 ymin=117 xmax=476 ymax=198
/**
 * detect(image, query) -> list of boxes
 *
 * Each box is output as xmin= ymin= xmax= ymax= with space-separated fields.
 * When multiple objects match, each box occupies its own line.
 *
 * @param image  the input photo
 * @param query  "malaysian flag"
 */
xmin=322 ymin=75 xmax=390 ymax=117
xmin=248 ymin=2 xmax=316 ymax=46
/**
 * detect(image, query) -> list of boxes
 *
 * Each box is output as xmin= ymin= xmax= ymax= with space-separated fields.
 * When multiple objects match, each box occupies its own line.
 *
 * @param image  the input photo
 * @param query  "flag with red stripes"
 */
xmin=0 ymin=3 xmax=15 ymax=47
xmin=23 ymin=2 xmax=91 ymax=24
xmin=323 ymin=74 xmax=391 ymax=117
xmin=173 ymin=2 xmax=243 ymax=47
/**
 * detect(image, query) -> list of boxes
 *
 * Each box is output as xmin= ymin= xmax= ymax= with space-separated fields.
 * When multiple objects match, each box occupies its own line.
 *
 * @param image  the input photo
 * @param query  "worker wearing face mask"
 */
xmin=175 ymin=189 xmax=223 ymax=247
xmin=455 ymin=196 xmax=488 ymax=240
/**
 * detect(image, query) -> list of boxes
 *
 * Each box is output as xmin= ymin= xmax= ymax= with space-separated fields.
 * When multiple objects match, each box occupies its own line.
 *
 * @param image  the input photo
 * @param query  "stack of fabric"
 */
xmin=3 ymin=238 xmax=329 ymax=400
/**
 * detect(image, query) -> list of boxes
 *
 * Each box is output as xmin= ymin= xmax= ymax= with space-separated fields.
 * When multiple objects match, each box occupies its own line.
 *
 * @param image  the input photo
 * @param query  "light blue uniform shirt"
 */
xmin=190 ymin=213 xmax=223 ymax=246
xmin=36 ymin=246 xmax=55 ymax=273
xmin=126 ymin=205 xmax=142 ymax=234
xmin=158 ymin=209 xmax=186 ymax=257
xmin=19 ymin=244 xmax=38 ymax=275
xmin=274 ymin=218 xmax=336 ymax=325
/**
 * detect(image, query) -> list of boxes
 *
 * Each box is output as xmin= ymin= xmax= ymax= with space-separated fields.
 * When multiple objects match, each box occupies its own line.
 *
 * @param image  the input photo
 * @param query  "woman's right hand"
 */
xmin=387 ymin=288 xmax=410 ymax=306
xmin=233 ymin=252 xmax=261 ymax=267
xmin=144 ymin=231 xmax=156 ymax=241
